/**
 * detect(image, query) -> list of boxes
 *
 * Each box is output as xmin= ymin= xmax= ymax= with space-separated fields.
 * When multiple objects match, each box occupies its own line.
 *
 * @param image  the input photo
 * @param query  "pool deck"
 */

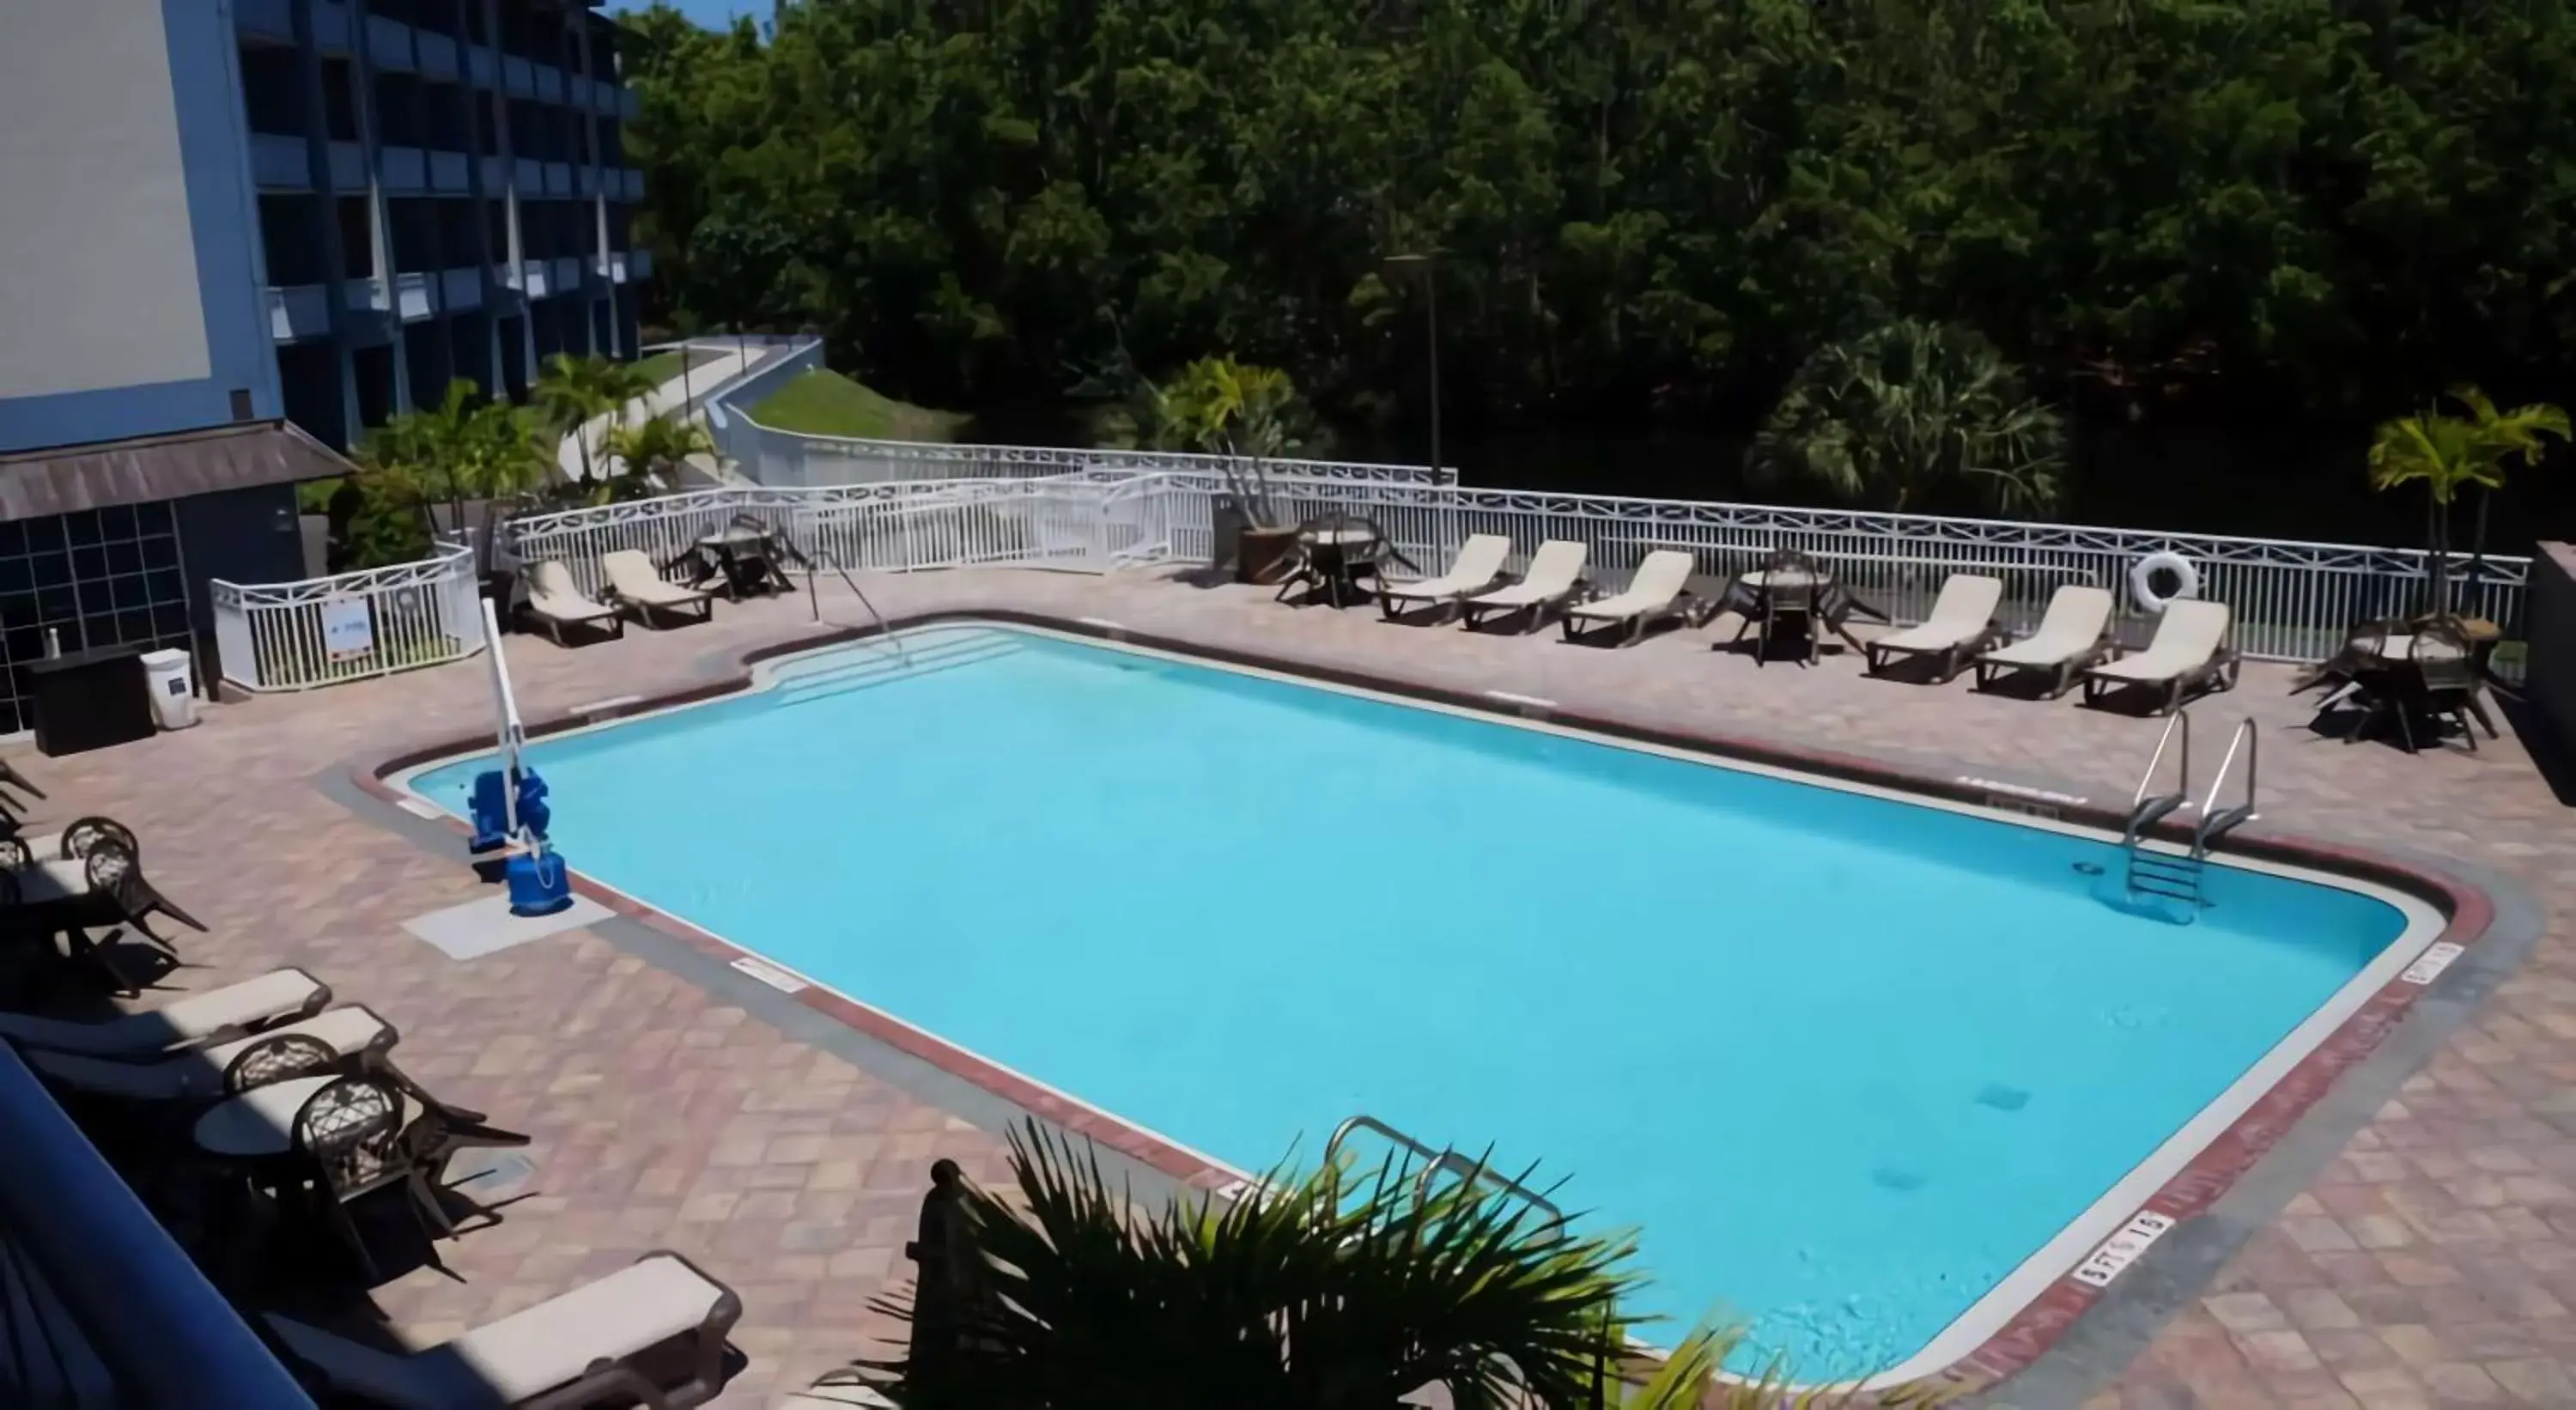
xmin=11 ymin=566 xmax=2576 ymax=1407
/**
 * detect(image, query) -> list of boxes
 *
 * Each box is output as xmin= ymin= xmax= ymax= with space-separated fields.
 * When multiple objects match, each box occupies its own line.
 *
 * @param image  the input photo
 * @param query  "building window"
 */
xmin=0 ymin=504 xmax=191 ymax=737
xmin=322 ymin=58 xmax=360 ymax=143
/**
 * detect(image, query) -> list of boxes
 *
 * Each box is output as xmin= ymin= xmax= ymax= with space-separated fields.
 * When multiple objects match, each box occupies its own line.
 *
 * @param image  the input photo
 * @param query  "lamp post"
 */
xmin=1382 ymin=252 xmax=1441 ymax=477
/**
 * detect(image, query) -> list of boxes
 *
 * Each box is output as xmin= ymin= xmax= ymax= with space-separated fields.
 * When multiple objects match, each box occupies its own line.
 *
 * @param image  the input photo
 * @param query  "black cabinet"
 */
xmin=27 ymin=647 xmax=153 ymax=757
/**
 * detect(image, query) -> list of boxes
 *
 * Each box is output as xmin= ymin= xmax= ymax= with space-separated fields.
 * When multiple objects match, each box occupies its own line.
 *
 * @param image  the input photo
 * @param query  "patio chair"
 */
xmin=1560 ymin=550 xmax=1701 ymax=646
xmin=0 ymin=968 xmax=331 ymax=1056
xmin=1458 ymin=540 xmax=1589 ymax=633
xmin=601 ymin=550 xmax=716 ymax=627
xmin=27 ymin=1006 xmax=393 ymax=1103
xmin=1971 ymin=585 xmax=2117 ymax=697
xmin=262 ymin=1250 xmax=743 ymax=1409
xmin=1863 ymin=574 xmax=2006 ymax=683
xmin=1378 ymin=534 xmax=1513 ymax=623
xmin=524 ymin=561 xmax=626 ymax=646
xmin=2081 ymin=598 xmax=2239 ymax=714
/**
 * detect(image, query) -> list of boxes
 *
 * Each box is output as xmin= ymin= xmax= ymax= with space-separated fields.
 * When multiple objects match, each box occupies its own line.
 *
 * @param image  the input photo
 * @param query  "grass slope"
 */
xmin=749 ymin=368 xmax=969 ymax=442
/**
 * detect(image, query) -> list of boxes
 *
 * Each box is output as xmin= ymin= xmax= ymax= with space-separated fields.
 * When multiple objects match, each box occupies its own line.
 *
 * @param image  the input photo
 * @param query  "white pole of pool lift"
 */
xmin=480 ymin=598 xmax=529 ymax=848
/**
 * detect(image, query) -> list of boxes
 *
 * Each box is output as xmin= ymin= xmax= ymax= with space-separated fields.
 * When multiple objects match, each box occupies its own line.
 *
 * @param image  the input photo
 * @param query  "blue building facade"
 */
xmin=0 ymin=0 xmax=647 ymax=737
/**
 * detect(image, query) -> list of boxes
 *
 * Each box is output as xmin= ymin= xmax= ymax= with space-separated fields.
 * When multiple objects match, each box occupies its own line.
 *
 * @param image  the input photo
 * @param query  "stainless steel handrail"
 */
xmin=2123 ymin=710 xmax=2193 ymax=848
xmin=2195 ymin=719 xmax=2260 ymax=855
xmin=0 ymin=1042 xmax=313 ymax=1407
xmin=1322 ymin=1115 xmax=1564 ymax=1222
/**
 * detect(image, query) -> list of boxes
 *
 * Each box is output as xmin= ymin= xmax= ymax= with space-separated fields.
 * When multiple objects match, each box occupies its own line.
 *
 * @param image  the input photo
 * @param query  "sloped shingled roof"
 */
xmin=0 ymin=420 xmax=351 ymax=521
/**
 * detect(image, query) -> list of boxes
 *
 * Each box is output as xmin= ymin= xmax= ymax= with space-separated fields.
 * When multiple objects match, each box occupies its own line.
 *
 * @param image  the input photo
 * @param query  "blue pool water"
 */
xmin=415 ymin=625 xmax=2413 ymax=1377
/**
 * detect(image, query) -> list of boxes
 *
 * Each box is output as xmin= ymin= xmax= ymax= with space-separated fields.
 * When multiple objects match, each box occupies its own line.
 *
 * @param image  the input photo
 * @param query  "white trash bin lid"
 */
xmin=140 ymin=648 xmax=191 ymax=671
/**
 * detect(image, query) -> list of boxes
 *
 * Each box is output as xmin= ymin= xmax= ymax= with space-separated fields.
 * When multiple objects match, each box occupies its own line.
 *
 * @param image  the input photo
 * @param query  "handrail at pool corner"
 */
xmin=2196 ymin=719 xmax=2261 ymax=854
xmin=0 ymin=1041 xmax=315 ymax=1407
xmin=1323 ymin=1114 xmax=1566 ymax=1222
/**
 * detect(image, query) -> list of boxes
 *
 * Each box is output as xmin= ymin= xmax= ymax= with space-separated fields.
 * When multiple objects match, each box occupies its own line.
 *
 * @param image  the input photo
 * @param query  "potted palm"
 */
xmin=1142 ymin=357 xmax=1313 ymax=583
xmin=2366 ymin=387 xmax=2568 ymax=623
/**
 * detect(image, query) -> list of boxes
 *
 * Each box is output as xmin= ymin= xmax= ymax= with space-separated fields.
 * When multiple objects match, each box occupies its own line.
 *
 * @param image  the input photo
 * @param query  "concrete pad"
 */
xmin=402 ymin=891 xmax=610 ymax=961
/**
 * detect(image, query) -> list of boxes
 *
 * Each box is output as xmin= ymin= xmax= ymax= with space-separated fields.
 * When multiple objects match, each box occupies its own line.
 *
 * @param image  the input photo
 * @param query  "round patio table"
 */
xmin=1293 ymin=525 xmax=1384 ymax=609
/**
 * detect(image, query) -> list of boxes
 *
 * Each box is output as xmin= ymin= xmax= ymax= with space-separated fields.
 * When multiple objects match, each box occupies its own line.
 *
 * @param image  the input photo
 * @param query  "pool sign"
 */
xmin=2400 ymin=941 xmax=2464 ymax=987
xmin=2071 ymin=1210 xmax=2175 ymax=1288
xmin=320 ymin=593 xmax=374 ymax=660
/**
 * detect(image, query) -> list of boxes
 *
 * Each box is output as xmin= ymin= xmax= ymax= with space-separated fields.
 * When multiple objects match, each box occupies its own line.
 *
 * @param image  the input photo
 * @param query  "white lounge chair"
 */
xmin=1378 ymin=534 xmax=1512 ymax=623
xmin=1561 ymin=550 xmax=1701 ymax=645
xmin=1459 ymin=540 xmax=1589 ymax=633
xmin=1863 ymin=574 xmax=2006 ymax=682
xmin=2083 ymin=598 xmax=2239 ymax=714
xmin=601 ymin=550 xmax=715 ymax=627
xmin=27 ymin=1006 xmax=393 ymax=1103
xmin=1971 ymin=585 xmax=2115 ymax=698
xmin=0 ymin=969 xmax=330 ymax=1056
xmin=525 ymin=561 xmax=626 ymax=646
xmin=263 ymin=1251 xmax=743 ymax=1409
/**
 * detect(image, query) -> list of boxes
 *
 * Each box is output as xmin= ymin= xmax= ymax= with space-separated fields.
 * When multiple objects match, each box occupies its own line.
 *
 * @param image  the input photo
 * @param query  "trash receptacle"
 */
xmin=139 ymin=648 xmax=198 ymax=730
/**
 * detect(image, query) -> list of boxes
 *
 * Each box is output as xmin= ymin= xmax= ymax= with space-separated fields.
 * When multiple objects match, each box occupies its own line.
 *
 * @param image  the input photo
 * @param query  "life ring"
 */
xmin=2129 ymin=550 xmax=2200 ymax=613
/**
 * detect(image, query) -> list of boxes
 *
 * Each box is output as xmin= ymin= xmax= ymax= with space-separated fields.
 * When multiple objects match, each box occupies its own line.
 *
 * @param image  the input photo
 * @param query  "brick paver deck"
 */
xmin=8 ymin=567 xmax=2569 ymax=1407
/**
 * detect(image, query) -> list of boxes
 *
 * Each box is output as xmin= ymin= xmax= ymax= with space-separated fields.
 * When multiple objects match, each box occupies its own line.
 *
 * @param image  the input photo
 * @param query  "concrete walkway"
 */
xmin=557 ymin=340 xmax=775 ymax=483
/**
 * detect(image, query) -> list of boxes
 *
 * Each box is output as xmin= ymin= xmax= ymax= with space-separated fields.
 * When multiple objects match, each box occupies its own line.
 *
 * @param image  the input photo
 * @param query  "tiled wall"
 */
xmin=0 ymin=504 xmax=193 ymax=735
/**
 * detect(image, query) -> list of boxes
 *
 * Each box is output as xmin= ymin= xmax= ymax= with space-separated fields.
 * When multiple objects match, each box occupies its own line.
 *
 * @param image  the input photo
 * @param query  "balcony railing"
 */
xmin=535 ymin=64 xmax=564 ymax=103
xmin=522 ymin=259 xmax=550 ymax=298
xmin=440 ymin=267 xmax=483 ymax=310
xmin=234 ymin=0 xmax=294 ymax=44
xmin=513 ymin=156 xmax=543 ymax=191
xmin=552 ymin=255 xmax=581 ymax=293
xmin=503 ymin=55 xmax=532 ymax=96
xmin=366 ymin=12 xmax=411 ymax=70
xmin=266 ymin=284 xmax=331 ymax=341
xmin=326 ymin=140 xmax=367 ymax=189
xmin=629 ymin=246 xmax=653 ymax=279
xmin=417 ymin=28 xmax=459 ymax=79
xmin=394 ymin=271 xmax=435 ymax=320
xmin=313 ymin=0 xmax=350 ymax=50
xmin=429 ymin=149 xmax=471 ymax=191
xmin=0 ymin=1042 xmax=313 ymax=1406
xmin=466 ymin=42 xmax=495 ymax=85
xmin=344 ymin=276 xmax=391 ymax=317
xmin=544 ymin=161 xmax=572 ymax=195
xmin=248 ymin=132 xmax=308 ymax=190
xmin=380 ymin=145 xmax=427 ymax=193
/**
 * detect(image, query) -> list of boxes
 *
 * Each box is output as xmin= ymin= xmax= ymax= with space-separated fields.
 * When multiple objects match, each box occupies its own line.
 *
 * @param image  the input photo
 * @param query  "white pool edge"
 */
xmin=389 ymin=619 xmax=2452 ymax=1390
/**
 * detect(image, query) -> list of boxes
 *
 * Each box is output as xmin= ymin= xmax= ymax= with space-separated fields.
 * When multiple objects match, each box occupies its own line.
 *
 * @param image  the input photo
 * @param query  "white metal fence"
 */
xmin=495 ymin=471 xmax=2528 ymax=670
xmin=209 ymin=540 xmax=489 ymax=691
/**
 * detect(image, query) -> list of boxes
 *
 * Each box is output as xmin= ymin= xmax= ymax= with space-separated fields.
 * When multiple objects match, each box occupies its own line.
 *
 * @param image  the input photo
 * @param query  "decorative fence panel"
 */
xmin=208 ymin=541 xmax=488 ymax=691
xmin=495 ymin=472 xmax=2529 ymax=672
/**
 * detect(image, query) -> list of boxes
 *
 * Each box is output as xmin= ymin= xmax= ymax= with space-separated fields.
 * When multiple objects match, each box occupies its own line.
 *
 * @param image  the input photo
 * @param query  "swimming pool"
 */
xmin=405 ymin=623 xmax=2440 ymax=1381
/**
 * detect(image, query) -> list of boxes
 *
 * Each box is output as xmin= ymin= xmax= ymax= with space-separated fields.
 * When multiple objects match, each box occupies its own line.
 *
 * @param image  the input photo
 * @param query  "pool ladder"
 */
xmin=2122 ymin=712 xmax=2259 ymax=911
xmin=1321 ymin=1115 xmax=1564 ymax=1222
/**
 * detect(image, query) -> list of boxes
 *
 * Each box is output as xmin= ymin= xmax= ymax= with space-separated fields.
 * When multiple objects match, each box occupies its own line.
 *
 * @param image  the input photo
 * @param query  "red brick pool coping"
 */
xmin=355 ymin=610 xmax=2499 ymax=1395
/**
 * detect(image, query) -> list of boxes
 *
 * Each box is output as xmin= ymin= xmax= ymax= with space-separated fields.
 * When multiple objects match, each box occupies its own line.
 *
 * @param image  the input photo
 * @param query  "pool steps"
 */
xmin=2118 ymin=714 xmax=2259 ymax=918
xmin=773 ymin=632 xmax=1024 ymax=708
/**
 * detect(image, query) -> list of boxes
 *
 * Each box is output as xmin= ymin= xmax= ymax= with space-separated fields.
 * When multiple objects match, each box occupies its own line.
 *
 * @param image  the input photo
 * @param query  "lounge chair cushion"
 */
xmin=1979 ymin=586 xmax=2115 ymax=667
xmin=27 ymin=1006 xmax=392 ymax=1102
xmin=1465 ymin=540 xmax=1588 ymax=609
xmin=264 ymin=1253 xmax=734 ymax=1409
xmin=2091 ymin=599 xmax=2233 ymax=684
xmin=1564 ymin=550 xmax=1696 ymax=623
xmin=526 ymin=562 xmax=622 ymax=623
xmin=603 ymin=550 xmax=711 ymax=608
xmin=1870 ymin=574 xmax=2003 ymax=654
xmin=1382 ymin=535 xmax=1511 ymax=603
xmin=0 ymin=969 xmax=328 ymax=1056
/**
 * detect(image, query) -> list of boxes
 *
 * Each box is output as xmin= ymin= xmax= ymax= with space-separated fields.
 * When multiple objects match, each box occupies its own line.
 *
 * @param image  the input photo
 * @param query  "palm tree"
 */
xmin=600 ymin=413 xmax=714 ymax=502
xmin=532 ymin=353 xmax=658 ymax=487
xmin=1750 ymin=320 xmax=2066 ymax=519
xmin=849 ymin=1121 xmax=1639 ymax=1409
xmin=2367 ymin=386 xmax=2567 ymax=617
xmin=839 ymin=1124 xmax=1957 ymax=1410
